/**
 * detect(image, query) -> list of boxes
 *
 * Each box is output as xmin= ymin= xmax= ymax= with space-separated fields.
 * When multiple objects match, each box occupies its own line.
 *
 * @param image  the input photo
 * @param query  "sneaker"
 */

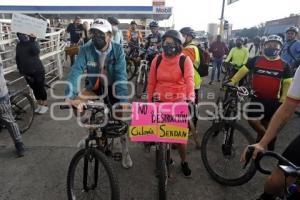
xmin=217 ymin=79 xmax=221 ymax=82
xmin=15 ymin=142 xmax=25 ymax=157
xmin=38 ymin=106 xmax=48 ymax=114
xmin=208 ymin=81 xmax=213 ymax=85
xmin=122 ymin=152 xmax=133 ymax=169
xmin=34 ymin=105 xmax=42 ymax=113
xmin=181 ymin=162 xmax=191 ymax=177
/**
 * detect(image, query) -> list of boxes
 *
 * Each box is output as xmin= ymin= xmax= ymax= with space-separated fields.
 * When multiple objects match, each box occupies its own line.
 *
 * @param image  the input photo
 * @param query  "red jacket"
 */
xmin=147 ymin=53 xmax=195 ymax=102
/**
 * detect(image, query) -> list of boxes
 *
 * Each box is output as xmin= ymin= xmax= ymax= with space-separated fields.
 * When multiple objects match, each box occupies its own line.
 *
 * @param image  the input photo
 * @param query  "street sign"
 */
xmin=227 ymin=0 xmax=239 ymax=5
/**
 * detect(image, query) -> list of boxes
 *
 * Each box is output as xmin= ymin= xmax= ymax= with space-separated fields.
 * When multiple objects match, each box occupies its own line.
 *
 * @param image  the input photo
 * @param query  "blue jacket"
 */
xmin=65 ymin=41 xmax=128 ymax=102
xmin=280 ymin=39 xmax=300 ymax=67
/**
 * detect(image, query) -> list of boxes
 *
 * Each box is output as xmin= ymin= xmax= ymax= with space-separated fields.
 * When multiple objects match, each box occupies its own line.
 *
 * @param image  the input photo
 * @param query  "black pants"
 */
xmin=24 ymin=71 xmax=47 ymax=101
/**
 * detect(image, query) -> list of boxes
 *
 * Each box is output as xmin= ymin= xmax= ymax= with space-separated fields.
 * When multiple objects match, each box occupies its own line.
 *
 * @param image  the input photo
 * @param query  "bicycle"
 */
xmin=61 ymin=102 xmax=127 ymax=200
xmin=201 ymin=83 xmax=256 ymax=186
xmin=125 ymin=42 xmax=143 ymax=81
xmin=0 ymin=87 xmax=35 ymax=134
xmin=135 ymin=59 xmax=149 ymax=99
xmin=245 ymin=146 xmax=300 ymax=200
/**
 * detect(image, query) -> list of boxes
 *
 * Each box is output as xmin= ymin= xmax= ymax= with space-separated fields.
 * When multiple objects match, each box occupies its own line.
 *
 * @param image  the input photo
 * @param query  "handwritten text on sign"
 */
xmin=129 ymin=102 xmax=189 ymax=144
xmin=11 ymin=13 xmax=47 ymax=39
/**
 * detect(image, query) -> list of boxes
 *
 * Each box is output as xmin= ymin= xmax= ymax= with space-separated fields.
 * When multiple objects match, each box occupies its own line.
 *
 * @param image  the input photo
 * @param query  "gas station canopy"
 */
xmin=0 ymin=5 xmax=172 ymax=20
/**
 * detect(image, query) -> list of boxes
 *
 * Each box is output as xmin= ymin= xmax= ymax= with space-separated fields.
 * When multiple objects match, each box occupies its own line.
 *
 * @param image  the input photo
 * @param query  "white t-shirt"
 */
xmin=287 ymin=67 xmax=300 ymax=101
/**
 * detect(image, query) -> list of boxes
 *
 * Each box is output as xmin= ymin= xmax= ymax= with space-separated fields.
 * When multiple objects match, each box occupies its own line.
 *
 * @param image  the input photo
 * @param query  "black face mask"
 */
xmin=92 ymin=35 xmax=107 ymax=50
xmin=162 ymin=44 xmax=180 ymax=57
xmin=236 ymin=42 xmax=242 ymax=48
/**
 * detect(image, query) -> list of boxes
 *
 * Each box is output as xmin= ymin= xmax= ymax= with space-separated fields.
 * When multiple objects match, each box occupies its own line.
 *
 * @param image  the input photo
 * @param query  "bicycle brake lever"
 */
xmin=243 ymin=146 xmax=255 ymax=169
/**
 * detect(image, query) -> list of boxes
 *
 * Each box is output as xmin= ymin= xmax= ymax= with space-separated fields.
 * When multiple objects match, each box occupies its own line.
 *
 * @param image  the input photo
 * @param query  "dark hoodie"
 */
xmin=15 ymin=34 xmax=44 ymax=75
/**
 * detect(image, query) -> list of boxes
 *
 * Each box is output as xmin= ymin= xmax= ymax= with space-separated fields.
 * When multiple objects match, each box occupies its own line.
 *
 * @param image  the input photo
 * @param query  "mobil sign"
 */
xmin=153 ymin=6 xmax=172 ymax=14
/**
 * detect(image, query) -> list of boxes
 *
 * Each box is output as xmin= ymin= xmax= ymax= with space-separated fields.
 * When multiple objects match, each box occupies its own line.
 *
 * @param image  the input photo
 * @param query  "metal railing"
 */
xmin=0 ymin=22 xmax=66 ymax=88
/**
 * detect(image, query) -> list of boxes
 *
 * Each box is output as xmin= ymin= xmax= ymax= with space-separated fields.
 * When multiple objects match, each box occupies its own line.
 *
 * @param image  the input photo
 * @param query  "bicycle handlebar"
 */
xmin=245 ymin=146 xmax=300 ymax=177
xmin=59 ymin=103 xmax=106 ymax=113
xmin=255 ymin=151 xmax=299 ymax=175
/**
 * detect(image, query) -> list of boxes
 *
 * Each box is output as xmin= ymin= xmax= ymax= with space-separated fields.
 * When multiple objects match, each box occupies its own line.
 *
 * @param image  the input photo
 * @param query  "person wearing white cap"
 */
xmin=65 ymin=18 xmax=133 ymax=169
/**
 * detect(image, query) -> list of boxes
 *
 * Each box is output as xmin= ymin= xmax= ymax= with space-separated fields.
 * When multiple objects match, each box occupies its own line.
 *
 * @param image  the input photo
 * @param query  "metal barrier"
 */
xmin=0 ymin=22 xmax=66 ymax=88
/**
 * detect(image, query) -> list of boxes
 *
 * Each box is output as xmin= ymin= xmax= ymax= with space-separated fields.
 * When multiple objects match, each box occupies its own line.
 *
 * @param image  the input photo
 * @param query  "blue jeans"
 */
xmin=210 ymin=57 xmax=223 ymax=81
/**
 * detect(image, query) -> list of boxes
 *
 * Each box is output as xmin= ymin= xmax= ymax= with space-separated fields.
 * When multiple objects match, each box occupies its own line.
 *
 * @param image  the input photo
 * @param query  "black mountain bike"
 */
xmin=245 ymin=146 xmax=300 ymax=200
xmin=61 ymin=102 xmax=127 ymax=200
xmin=0 ymin=88 xmax=35 ymax=134
xmin=201 ymin=83 xmax=256 ymax=186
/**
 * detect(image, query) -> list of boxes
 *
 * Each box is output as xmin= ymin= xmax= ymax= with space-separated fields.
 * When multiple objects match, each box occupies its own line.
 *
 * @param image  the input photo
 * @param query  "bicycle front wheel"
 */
xmin=10 ymin=92 xmax=35 ymax=134
xmin=135 ymin=66 xmax=147 ymax=99
xmin=157 ymin=143 xmax=168 ymax=200
xmin=201 ymin=122 xmax=256 ymax=186
xmin=67 ymin=149 xmax=120 ymax=200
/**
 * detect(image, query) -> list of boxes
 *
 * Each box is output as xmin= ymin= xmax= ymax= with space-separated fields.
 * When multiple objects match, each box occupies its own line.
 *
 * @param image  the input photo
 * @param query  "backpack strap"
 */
xmin=179 ymin=55 xmax=186 ymax=76
xmin=156 ymin=54 xmax=186 ymax=76
xmin=155 ymin=54 xmax=163 ymax=69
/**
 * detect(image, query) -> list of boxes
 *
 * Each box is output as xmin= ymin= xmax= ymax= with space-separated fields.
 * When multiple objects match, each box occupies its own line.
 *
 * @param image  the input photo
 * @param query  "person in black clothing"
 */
xmin=144 ymin=21 xmax=162 ymax=64
xmin=16 ymin=33 xmax=48 ymax=114
xmin=66 ymin=16 xmax=84 ymax=65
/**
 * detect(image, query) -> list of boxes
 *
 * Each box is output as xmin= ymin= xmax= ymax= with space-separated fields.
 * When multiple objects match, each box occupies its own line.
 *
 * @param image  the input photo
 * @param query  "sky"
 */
xmin=1 ymin=0 xmax=299 ymax=31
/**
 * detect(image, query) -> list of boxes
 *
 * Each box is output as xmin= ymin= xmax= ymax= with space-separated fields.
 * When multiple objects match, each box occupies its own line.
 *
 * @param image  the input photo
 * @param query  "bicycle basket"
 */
xmin=65 ymin=45 xmax=79 ymax=57
xmin=101 ymin=120 xmax=128 ymax=138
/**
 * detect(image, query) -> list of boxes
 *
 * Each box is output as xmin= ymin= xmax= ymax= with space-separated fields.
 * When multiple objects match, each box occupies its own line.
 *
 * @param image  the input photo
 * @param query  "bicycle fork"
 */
xmin=82 ymin=137 xmax=100 ymax=191
xmin=222 ymin=124 xmax=235 ymax=157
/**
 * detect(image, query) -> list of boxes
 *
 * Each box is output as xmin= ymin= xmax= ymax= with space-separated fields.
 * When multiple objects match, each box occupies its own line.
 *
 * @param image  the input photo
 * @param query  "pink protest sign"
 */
xmin=129 ymin=102 xmax=189 ymax=144
xmin=129 ymin=102 xmax=157 ymax=142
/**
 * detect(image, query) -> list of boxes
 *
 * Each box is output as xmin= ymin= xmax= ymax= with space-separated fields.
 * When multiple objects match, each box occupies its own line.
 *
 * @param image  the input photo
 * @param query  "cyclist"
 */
xmin=230 ymin=35 xmax=293 ymax=150
xmin=144 ymin=21 xmax=162 ymax=64
xmin=179 ymin=27 xmax=201 ymax=128
xmin=241 ymin=66 xmax=300 ymax=200
xmin=280 ymin=26 xmax=300 ymax=71
xmin=64 ymin=19 xmax=133 ymax=169
xmin=0 ymin=63 xmax=25 ymax=157
xmin=243 ymin=37 xmax=249 ymax=49
xmin=224 ymin=37 xmax=249 ymax=85
xmin=253 ymin=36 xmax=262 ymax=56
xmin=107 ymin=16 xmax=123 ymax=45
xmin=127 ymin=21 xmax=143 ymax=58
xmin=209 ymin=34 xmax=229 ymax=84
xmin=147 ymin=30 xmax=194 ymax=176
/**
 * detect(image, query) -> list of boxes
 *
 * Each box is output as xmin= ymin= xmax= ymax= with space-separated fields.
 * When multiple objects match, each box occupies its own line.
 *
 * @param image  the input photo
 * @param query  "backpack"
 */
xmin=191 ymin=44 xmax=210 ymax=77
xmin=155 ymin=54 xmax=186 ymax=76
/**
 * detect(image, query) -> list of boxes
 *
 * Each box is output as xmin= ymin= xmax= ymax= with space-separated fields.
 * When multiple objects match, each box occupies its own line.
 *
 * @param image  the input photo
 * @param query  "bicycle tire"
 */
xmin=158 ymin=143 xmax=167 ymax=200
xmin=10 ymin=92 xmax=35 ymax=134
xmin=67 ymin=149 xmax=120 ymax=200
xmin=201 ymin=122 xmax=256 ymax=186
xmin=126 ymin=59 xmax=138 ymax=81
xmin=135 ymin=66 xmax=147 ymax=99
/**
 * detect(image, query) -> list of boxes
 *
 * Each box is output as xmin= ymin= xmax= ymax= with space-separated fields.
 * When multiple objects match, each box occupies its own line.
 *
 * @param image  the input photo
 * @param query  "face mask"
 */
xmin=162 ymin=44 xmax=180 ymax=57
xmin=263 ymin=48 xmax=280 ymax=59
xmin=112 ymin=26 xmax=118 ymax=32
xmin=92 ymin=35 xmax=107 ymax=50
xmin=18 ymin=34 xmax=29 ymax=42
xmin=236 ymin=42 xmax=242 ymax=48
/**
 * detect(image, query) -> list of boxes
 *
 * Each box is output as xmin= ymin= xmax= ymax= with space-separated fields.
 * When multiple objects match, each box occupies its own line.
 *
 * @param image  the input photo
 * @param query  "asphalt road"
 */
xmin=1 ymin=67 xmax=299 ymax=200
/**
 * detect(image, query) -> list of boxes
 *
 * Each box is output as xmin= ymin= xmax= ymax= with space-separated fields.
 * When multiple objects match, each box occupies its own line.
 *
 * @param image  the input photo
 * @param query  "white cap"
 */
xmin=91 ymin=19 xmax=112 ymax=33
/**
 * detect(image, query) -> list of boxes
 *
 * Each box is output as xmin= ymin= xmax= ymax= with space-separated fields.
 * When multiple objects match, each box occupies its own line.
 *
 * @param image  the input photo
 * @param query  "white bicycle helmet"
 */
xmin=264 ymin=35 xmax=283 ymax=46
